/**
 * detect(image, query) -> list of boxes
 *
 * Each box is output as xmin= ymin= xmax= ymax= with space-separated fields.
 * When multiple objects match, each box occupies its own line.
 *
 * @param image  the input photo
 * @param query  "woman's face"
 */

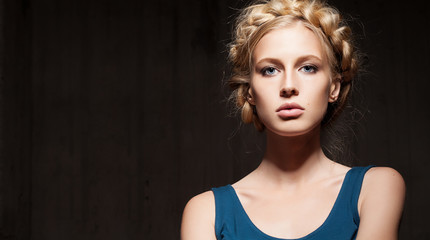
xmin=249 ymin=21 xmax=340 ymax=137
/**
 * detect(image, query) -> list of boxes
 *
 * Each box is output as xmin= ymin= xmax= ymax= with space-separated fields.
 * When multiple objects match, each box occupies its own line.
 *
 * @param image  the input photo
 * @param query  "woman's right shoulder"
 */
xmin=183 ymin=190 xmax=216 ymax=215
xmin=180 ymin=190 xmax=217 ymax=240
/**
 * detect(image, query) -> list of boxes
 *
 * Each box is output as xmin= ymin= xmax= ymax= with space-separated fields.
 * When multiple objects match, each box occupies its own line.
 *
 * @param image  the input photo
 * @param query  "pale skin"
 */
xmin=181 ymin=21 xmax=405 ymax=240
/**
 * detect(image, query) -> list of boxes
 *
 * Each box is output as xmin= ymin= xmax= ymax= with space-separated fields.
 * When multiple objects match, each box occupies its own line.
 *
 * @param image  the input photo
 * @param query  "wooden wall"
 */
xmin=0 ymin=0 xmax=428 ymax=239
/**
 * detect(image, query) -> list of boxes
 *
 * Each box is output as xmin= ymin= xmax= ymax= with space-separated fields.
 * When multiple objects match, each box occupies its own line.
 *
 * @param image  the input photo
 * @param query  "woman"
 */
xmin=181 ymin=0 xmax=405 ymax=239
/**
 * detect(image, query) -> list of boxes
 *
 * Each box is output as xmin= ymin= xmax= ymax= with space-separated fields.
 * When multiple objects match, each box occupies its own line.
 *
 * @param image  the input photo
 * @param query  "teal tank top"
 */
xmin=211 ymin=166 xmax=374 ymax=240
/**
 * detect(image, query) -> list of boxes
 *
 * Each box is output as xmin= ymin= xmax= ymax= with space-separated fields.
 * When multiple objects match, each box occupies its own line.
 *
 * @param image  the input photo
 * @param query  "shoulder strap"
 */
xmin=212 ymin=185 xmax=234 ymax=239
xmin=344 ymin=165 xmax=375 ymax=225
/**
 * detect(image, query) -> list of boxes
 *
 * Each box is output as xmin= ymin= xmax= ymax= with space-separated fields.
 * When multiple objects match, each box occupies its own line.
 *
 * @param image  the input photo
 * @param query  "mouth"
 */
xmin=276 ymin=102 xmax=305 ymax=112
xmin=276 ymin=102 xmax=305 ymax=119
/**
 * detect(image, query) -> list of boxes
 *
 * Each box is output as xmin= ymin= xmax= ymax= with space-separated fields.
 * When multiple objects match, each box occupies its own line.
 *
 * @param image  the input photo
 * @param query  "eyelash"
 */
xmin=260 ymin=66 xmax=279 ymax=76
xmin=300 ymin=65 xmax=318 ymax=73
xmin=260 ymin=65 xmax=318 ymax=76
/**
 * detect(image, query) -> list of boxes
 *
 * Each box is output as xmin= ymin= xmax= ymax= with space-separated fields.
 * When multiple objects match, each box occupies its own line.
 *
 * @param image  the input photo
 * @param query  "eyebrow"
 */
xmin=296 ymin=55 xmax=323 ymax=62
xmin=254 ymin=54 xmax=323 ymax=66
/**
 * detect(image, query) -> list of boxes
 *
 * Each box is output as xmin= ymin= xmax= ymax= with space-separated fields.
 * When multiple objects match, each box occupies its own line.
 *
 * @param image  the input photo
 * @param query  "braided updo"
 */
xmin=228 ymin=0 xmax=359 ymax=131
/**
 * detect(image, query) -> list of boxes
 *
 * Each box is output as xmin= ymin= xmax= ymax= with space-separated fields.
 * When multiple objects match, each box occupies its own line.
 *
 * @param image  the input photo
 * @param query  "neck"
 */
xmin=256 ymin=126 xmax=332 ymax=185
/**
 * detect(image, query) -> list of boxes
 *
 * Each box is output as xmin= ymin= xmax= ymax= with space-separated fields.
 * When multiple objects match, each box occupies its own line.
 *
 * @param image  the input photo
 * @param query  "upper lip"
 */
xmin=276 ymin=102 xmax=305 ymax=112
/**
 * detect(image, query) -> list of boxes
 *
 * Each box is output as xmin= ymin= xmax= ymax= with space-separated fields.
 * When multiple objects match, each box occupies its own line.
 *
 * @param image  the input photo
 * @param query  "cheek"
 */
xmin=250 ymin=84 xmax=272 ymax=106
xmin=304 ymin=85 xmax=330 ymax=111
xmin=318 ymin=90 xmax=331 ymax=114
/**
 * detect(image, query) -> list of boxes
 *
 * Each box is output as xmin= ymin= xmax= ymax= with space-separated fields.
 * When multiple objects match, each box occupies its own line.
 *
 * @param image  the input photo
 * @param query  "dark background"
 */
xmin=0 ymin=0 xmax=428 ymax=239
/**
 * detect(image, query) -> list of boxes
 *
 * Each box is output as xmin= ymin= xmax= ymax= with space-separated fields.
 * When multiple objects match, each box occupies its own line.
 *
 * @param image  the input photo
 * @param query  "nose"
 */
xmin=280 ymin=73 xmax=299 ymax=98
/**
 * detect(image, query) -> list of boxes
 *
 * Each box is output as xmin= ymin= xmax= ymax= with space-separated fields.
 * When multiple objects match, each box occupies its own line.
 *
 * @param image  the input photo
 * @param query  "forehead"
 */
xmin=252 ymin=22 xmax=325 ymax=62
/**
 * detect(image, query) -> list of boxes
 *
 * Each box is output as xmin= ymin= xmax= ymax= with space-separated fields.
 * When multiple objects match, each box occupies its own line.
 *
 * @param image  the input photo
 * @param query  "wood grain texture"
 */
xmin=0 ymin=0 xmax=428 ymax=239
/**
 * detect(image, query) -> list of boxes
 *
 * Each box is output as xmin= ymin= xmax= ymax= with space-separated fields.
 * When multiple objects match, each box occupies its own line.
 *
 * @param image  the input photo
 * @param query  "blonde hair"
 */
xmin=228 ymin=0 xmax=359 ymax=131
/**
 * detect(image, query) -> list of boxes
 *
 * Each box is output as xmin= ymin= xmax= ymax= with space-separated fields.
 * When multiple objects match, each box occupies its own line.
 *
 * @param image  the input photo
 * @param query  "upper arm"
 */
xmin=356 ymin=167 xmax=406 ymax=240
xmin=181 ymin=191 xmax=217 ymax=240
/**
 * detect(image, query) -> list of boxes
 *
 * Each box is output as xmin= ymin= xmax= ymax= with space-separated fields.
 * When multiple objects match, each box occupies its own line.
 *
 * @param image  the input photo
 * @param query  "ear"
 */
xmin=247 ymin=87 xmax=256 ymax=105
xmin=329 ymin=77 xmax=341 ymax=103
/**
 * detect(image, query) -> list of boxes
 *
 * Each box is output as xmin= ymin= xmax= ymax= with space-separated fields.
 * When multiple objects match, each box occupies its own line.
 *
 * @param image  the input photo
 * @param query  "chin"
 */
xmin=265 ymin=121 xmax=321 ymax=138
xmin=270 ymin=129 xmax=314 ymax=137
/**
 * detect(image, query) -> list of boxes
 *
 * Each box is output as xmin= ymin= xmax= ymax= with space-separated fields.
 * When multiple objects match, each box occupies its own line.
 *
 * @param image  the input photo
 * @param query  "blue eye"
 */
xmin=301 ymin=65 xmax=317 ymax=73
xmin=262 ymin=67 xmax=278 ymax=76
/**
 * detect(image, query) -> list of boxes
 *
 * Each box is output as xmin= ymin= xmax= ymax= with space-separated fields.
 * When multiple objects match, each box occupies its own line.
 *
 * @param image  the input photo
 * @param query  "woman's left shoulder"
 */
xmin=355 ymin=166 xmax=406 ymax=239
xmin=362 ymin=166 xmax=406 ymax=193
xmin=360 ymin=166 xmax=406 ymax=203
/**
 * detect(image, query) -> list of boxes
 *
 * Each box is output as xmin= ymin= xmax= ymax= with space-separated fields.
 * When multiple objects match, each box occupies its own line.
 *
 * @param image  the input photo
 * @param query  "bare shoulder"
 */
xmin=356 ymin=167 xmax=406 ymax=239
xmin=181 ymin=191 xmax=217 ymax=240
xmin=362 ymin=167 xmax=406 ymax=198
xmin=183 ymin=190 xmax=215 ymax=213
xmin=360 ymin=166 xmax=406 ymax=210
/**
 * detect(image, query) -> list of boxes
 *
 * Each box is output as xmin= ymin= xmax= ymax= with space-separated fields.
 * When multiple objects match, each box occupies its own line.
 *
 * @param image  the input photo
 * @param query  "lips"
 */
xmin=276 ymin=102 xmax=305 ymax=119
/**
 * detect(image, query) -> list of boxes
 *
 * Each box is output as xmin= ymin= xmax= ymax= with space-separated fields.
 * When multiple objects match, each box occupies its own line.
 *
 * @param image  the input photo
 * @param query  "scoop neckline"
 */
xmin=227 ymin=168 xmax=353 ymax=240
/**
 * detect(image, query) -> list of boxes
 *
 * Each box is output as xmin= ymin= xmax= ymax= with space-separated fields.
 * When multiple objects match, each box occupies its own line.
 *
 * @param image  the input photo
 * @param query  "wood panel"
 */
xmin=0 ymin=0 xmax=428 ymax=239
